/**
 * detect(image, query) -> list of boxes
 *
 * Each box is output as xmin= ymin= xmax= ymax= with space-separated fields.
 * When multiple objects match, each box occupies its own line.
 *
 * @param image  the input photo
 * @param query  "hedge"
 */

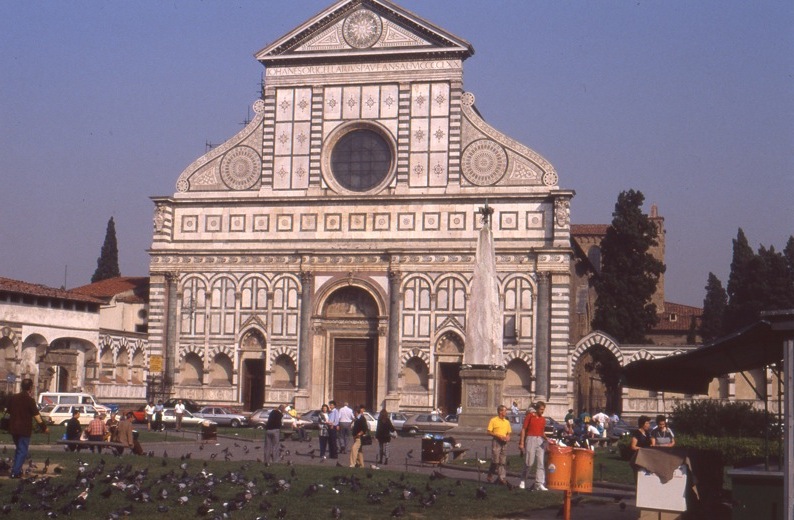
xmin=617 ymin=434 xmax=782 ymax=466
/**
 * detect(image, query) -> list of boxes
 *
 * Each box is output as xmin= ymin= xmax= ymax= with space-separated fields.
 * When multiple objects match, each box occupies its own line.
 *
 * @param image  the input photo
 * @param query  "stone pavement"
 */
xmin=26 ymin=430 xmax=640 ymax=519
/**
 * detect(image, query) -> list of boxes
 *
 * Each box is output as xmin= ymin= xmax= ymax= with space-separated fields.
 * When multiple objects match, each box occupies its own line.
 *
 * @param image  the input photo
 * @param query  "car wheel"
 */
xmin=254 ymin=424 xmax=264 ymax=430
xmin=408 ymin=427 xmax=418 ymax=435
xmin=230 ymin=419 xmax=240 ymax=428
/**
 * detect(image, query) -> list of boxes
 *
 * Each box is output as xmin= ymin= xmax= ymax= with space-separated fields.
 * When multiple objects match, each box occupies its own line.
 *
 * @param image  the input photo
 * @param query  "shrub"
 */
xmin=670 ymin=399 xmax=771 ymax=437
xmin=615 ymin=433 xmax=781 ymax=466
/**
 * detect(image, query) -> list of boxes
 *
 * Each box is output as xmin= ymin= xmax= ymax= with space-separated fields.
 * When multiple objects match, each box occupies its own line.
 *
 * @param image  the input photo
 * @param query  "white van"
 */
xmin=38 ymin=392 xmax=110 ymax=414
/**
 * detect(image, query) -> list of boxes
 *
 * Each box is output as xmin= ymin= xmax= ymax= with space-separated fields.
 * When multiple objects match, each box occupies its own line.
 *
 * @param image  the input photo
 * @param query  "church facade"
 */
xmin=148 ymin=0 xmax=574 ymax=416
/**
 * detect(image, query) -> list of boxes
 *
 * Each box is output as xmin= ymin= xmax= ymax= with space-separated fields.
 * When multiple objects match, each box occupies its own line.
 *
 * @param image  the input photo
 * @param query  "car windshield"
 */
xmin=40 ymin=405 xmax=55 ymax=413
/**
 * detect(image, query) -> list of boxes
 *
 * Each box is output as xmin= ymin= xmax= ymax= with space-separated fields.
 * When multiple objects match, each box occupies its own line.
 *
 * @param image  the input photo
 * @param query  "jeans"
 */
xmin=522 ymin=436 xmax=546 ymax=484
xmin=264 ymin=429 xmax=280 ymax=464
xmin=319 ymin=434 xmax=329 ymax=457
xmin=11 ymin=435 xmax=30 ymax=477
xmin=339 ymin=422 xmax=352 ymax=451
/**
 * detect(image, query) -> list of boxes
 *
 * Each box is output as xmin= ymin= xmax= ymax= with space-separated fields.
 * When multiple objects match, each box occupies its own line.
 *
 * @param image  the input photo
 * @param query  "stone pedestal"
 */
xmin=384 ymin=393 xmax=401 ymax=415
xmin=450 ymin=366 xmax=505 ymax=438
xmin=293 ymin=390 xmax=311 ymax=412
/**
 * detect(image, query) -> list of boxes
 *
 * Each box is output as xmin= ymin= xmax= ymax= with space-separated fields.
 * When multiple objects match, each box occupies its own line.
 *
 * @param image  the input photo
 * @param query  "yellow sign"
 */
xmin=149 ymin=355 xmax=163 ymax=373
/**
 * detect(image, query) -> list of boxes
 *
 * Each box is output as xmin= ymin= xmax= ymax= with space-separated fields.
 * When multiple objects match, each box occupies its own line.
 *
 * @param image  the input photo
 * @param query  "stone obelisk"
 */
xmin=455 ymin=202 xmax=506 ymax=433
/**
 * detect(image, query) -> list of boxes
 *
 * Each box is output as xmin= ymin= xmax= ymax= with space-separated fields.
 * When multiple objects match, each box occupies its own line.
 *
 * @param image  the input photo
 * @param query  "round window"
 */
xmin=328 ymin=127 xmax=393 ymax=193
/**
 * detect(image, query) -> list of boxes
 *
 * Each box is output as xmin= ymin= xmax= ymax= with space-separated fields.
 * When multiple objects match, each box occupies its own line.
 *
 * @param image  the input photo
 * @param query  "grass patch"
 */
xmin=0 ymin=448 xmax=562 ymax=519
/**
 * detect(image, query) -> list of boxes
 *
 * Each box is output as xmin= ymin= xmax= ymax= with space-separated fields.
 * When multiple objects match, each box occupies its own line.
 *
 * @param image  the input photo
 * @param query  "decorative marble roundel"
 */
xmin=460 ymin=92 xmax=476 ymax=107
xmin=342 ymin=9 xmax=383 ymax=49
xmin=220 ymin=146 xmax=260 ymax=190
xmin=542 ymin=171 xmax=559 ymax=186
xmin=461 ymin=139 xmax=508 ymax=186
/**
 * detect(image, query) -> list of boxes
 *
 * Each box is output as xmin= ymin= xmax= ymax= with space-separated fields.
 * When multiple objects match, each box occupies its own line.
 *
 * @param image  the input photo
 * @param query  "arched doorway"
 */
xmin=322 ymin=286 xmax=379 ymax=411
xmin=573 ymin=345 xmax=622 ymax=415
xmin=240 ymin=329 xmax=266 ymax=411
xmin=435 ymin=331 xmax=463 ymax=416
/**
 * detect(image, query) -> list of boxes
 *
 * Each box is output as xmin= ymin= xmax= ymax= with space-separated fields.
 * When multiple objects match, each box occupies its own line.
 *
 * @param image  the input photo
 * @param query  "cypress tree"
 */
xmin=700 ymin=272 xmax=727 ymax=343
xmin=724 ymin=229 xmax=764 ymax=332
xmin=91 ymin=217 xmax=121 ymax=283
xmin=592 ymin=190 xmax=666 ymax=343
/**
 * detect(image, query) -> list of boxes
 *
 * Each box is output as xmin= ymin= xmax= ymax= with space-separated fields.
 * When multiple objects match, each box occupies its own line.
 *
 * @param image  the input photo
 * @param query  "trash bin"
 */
xmin=132 ymin=430 xmax=139 ymax=440
xmin=546 ymin=443 xmax=573 ymax=490
xmin=421 ymin=437 xmax=445 ymax=464
xmin=201 ymin=421 xmax=217 ymax=441
xmin=571 ymin=448 xmax=594 ymax=493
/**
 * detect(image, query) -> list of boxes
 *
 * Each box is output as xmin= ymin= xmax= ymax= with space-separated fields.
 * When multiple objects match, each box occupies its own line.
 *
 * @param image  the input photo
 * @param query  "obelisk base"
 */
xmin=449 ymin=366 xmax=506 ymax=439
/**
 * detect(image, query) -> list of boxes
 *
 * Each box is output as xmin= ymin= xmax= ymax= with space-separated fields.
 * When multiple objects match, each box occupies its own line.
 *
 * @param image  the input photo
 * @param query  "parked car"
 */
xmin=444 ymin=414 xmax=458 ymax=423
xmin=375 ymin=411 xmax=409 ymax=430
xmin=128 ymin=405 xmax=148 ymax=424
xmin=609 ymin=419 xmax=633 ymax=439
xmin=249 ymin=408 xmax=311 ymax=431
xmin=298 ymin=409 xmax=324 ymax=429
xmin=40 ymin=404 xmax=98 ymax=426
xmin=38 ymin=392 xmax=111 ymax=415
xmin=163 ymin=398 xmax=202 ymax=414
xmin=194 ymin=407 xmax=248 ymax=428
xmin=401 ymin=413 xmax=455 ymax=435
xmin=160 ymin=408 xmax=207 ymax=428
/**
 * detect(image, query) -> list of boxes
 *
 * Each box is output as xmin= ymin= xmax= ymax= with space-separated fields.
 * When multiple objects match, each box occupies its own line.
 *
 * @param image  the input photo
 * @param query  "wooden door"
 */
xmin=437 ymin=362 xmax=461 ymax=417
xmin=333 ymin=338 xmax=374 ymax=410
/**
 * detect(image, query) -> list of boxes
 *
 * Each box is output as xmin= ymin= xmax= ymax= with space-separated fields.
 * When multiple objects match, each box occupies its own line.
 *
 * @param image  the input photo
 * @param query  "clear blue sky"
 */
xmin=1 ymin=1 xmax=792 ymax=306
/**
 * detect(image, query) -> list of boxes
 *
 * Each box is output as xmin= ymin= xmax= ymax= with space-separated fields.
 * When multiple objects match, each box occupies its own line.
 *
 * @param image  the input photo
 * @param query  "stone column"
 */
xmin=534 ymin=271 xmax=551 ymax=401
xmin=164 ymin=272 xmax=179 ymax=392
xmin=387 ymin=269 xmax=401 ymax=394
xmin=298 ymin=270 xmax=313 ymax=391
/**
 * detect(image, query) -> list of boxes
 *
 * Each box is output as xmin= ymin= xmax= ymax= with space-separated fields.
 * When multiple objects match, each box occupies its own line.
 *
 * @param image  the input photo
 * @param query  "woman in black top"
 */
xmin=349 ymin=405 xmax=369 ymax=468
xmin=630 ymin=415 xmax=653 ymax=451
xmin=375 ymin=407 xmax=395 ymax=465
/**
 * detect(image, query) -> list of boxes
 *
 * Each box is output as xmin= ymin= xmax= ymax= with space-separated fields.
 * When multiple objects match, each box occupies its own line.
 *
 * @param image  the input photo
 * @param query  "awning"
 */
xmin=622 ymin=315 xmax=793 ymax=394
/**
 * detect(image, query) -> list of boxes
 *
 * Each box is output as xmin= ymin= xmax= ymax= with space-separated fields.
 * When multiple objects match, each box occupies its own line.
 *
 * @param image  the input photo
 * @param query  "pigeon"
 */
xmin=390 ymin=505 xmax=405 ymax=517
xmin=330 ymin=506 xmax=342 ymax=519
xmin=476 ymin=486 xmax=488 ymax=500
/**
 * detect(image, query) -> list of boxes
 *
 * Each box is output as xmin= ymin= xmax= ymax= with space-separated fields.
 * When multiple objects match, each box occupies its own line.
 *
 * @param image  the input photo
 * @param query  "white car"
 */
xmin=40 ymin=404 xmax=98 ymax=426
xmin=374 ymin=411 xmax=409 ymax=431
xmin=193 ymin=407 xmax=248 ymax=428
xmin=160 ymin=408 xmax=207 ymax=428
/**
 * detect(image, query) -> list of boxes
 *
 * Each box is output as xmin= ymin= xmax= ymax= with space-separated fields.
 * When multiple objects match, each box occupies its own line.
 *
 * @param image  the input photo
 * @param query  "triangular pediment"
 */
xmin=255 ymin=0 xmax=473 ymax=64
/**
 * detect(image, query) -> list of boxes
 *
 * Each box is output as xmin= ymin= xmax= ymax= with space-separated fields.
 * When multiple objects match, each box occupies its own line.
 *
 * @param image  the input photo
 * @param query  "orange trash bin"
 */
xmin=545 ymin=443 xmax=573 ymax=491
xmin=571 ymin=448 xmax=594 ymax=493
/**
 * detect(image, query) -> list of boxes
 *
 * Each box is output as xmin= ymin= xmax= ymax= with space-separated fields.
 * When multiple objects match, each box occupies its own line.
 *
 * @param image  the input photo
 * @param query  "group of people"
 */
xmin=143 ymin=400 xmax=169 ymax=431
xmin=261 ymin=401 xmax=396 ymax=469
xmin=64 ymin=409 xmax=137 ymax=454
xmin=630 ymin=414 xmax=675 ymax=450
xmin=486 ymin=401 xmax=549 ymax=491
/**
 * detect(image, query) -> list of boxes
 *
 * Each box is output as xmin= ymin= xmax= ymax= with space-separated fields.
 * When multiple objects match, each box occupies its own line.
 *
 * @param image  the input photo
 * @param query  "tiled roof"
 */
xmin=652 ymin=301 xmax=703 ymax=332
xmin=571 ymin=224 xmax=609 ymax=236
xmin=71 ymin=277 xmax=149 ymax=303
xmin=0 ymin=277 xmax=103 ymax=304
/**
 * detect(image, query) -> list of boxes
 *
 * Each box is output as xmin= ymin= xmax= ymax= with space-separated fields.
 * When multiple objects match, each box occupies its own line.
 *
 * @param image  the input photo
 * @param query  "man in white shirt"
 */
xmin=174 ymin=400 xmax=186 ymax=432
xmin=327 ymin=400 xmax=340 ymax=459
xmin=337 ymin=402 xmax=355 ymax=454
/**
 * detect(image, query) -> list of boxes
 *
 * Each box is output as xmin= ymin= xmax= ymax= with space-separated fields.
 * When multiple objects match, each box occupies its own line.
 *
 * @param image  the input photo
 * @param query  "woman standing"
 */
xmin=318 ymin=404 xmax=331 ymax=460
xmin=375 ymin=407 xmax=395 ymax=465
xmin=349 ymin=404 xmax=369 ymax=468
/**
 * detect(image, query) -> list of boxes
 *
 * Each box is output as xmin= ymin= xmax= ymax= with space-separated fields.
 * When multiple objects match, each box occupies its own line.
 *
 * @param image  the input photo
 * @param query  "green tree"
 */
xmin=758 ymin=244 xmax=794 ymax=310
xmin=724 ymin=229 xmax=763 ymax=332
xmin=592 ymin=190 xmax=666 ymax=343
xmin=91 ymin=217 xmax=120 ymax=283
xmin=784 ymin=236 xmax=794 ymax=276
xmin=700 ymin=272 xmax=727 ymax=343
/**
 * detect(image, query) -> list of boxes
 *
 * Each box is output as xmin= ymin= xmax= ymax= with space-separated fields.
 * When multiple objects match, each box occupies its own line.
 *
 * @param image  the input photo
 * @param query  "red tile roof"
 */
xmin=0 ymin=277 xmax=103 ymax=304
xmin=571 ymin=224 xmax=609 ymax=236
xmin=652 ymin=301 xmax=703 ymax=332
xmin=71 ymin=277 xmax=149 ymax=303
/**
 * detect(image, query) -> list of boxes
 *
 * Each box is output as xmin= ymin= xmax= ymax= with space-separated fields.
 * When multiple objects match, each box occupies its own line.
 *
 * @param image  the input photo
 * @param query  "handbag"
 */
xmin=360 ymin=433 xmax=372 ymax=446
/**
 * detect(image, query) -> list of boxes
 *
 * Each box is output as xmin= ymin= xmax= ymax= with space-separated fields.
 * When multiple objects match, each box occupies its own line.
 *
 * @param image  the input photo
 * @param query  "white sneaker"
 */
xmin=519 ymin=481 xmax=525 ymax=489
xmin=535 ymin=483 xmax=549 ymax=491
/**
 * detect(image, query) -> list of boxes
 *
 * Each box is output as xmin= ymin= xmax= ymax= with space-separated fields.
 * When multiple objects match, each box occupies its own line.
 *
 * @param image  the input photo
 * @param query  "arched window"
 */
xmin=99 ymin=347 xmax=113 ymax=382
xmin=180 ymin=353 xmax=203 ymax=386
xmin=404 ymin=357 xmax=429 ymax=391
xmin=116 ymin=347 xmax=130 ymax=383
xmin=271 ymin=354 xmax=296 ymax=388
xmin=131 ymin=349 xmax=145 ymax=384
xmin=210 ymin=353 xmax=233 ymax=386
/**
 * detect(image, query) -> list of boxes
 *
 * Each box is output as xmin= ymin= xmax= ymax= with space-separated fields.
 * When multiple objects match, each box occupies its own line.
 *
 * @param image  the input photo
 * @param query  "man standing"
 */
xmin=86 ymin=413 xmax=108 ymax=453
xmin=153 ymin=400 xmax=164 ymax=431
xmin=518 ymin=400 xmax=548 ymax=491
xmin=337 ymin=402 xmax=354 ymax=454
xmin=65 ymin=409 xmax=82 ymax=452
xmin=8 ymin=378 xmax=48 ymax=478
xmin=486 ymin=404 xmax=511 ymax=485
xmin=327 ymin=400 xmax=339 ymax=459
xmin=174 ymin=400 xmax=185 ymax=432
xmin=144 ymin=401 xmax=155 ymax=431
xmin=116 ymin=412 xmax=135 ymax=454
xmin=264 ymin=404 xmax=285 ymax=465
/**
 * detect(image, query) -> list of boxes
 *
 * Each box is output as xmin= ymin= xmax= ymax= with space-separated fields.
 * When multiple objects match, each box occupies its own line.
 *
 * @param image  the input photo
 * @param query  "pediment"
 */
xmin=255 ymin=0 xmax=473 ymax=64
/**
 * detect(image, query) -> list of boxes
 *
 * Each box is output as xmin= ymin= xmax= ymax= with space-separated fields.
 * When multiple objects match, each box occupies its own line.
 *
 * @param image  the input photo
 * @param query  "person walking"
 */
xmin=327 ymin=400 xmax=339 ymax=459
xmin=518 ymin=400 xmax=548 ymax=491
xmin=375 ymin=407 xmax=395 ymax=465
xmin=144 ymin=402 xmax=155 ymax=431
xmin=349 ymin=404 xmax=369 ymax=468
xmin=8 ymin=378 xmax=48 ymax=478
xmin=116 ymin=412 xmax=135 ymax=454
xmin=318 ymin=404 xmax=331 ymax=460
xmin=486 ymin=404 xmax=511 ymax=485
xmin=174 ymin=400 xmax=185 ymax=432
xmin=337 ymin=402 xmax=354 ymax=454
xmin=86 ymin=413 xmax=108 ymax=453
xmin=264 ymin=404 xmax=285 ymax=465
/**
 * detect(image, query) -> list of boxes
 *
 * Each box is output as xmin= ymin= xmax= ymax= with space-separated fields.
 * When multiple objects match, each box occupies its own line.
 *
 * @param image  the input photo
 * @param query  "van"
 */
xmin=38 ymin=392 xmax=110 ymax=414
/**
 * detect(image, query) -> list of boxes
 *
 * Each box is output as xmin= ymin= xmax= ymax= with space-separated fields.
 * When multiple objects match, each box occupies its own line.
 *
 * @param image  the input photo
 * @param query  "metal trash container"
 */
xmin=201 ymin=421 xmax=217 ymax=441
xmin=571 ymin=448 xmax=594 ymax=493
xmin=546 ymin=443 xmax=573 ymax=490
xmin=421 ymin=437 xmax=445 ymax=464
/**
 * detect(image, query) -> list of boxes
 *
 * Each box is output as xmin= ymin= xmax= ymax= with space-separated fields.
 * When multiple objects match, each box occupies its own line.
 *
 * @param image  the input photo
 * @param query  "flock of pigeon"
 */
xmin=0 ymin=443 xmax=505 ymax=519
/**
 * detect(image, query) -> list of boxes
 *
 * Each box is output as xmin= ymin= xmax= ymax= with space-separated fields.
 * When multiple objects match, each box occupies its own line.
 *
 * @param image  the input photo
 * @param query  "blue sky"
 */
xmin=1 ymin=0 xmax=792 ymax=306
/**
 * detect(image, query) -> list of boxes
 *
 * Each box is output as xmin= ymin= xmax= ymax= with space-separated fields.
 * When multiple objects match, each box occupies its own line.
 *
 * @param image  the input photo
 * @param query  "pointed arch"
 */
xmin=628 ymin=350 xmax=655 ymax=363
xmin=572 ymin=331 xmax=623 ymax=368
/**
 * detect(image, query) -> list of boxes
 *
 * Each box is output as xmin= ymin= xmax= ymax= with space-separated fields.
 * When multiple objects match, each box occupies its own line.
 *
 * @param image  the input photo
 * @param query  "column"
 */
xmin=164 ymin=272 xmax=179 ymax=391
xmin=535 ymin=271 xmax=551 ymax=401
xmin=298 ymin=270 xmax=313 ymax=391
xmin=387 ymin=269 xmax=402 ymax=394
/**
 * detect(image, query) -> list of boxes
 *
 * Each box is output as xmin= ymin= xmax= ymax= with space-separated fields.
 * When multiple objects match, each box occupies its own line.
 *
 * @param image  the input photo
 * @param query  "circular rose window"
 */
xmin=324 ymin=123 xmax=395 ymax=193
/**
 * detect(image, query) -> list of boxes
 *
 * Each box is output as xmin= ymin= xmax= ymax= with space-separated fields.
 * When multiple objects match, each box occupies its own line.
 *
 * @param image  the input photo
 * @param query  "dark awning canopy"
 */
xmin=622 ymin=313 xmax=794 ymax=395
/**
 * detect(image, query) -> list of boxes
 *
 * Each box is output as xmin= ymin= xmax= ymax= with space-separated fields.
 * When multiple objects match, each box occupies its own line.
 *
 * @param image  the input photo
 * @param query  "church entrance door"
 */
xmin=242 ymin=359 xmax=265 ymax=411
xmin=437 ymin=362 xmax=461 ymax=416
xmin=333 ymin=338 xmax=374 ymax=411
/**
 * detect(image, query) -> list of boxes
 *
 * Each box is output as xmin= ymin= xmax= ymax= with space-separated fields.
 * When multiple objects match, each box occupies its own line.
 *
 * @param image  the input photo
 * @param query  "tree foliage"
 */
xmin=91 ymin=217 xmax=120 ymax=283
xmin=592 ymin=190 xmax=666 ymax=343
xmin=700 ymin=273 xmax=727 ymax=343
xmin=670 ymin=399 xmax=771 ymax=438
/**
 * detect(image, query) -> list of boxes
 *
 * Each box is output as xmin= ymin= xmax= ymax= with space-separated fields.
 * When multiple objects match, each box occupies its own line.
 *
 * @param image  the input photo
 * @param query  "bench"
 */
xmin=56 ymin=440 xmax=128 ymax=455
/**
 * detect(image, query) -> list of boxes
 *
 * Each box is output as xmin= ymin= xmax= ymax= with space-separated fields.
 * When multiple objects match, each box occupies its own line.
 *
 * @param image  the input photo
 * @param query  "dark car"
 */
xmin=163 ymin=398 xmax=202 ymax=414
xmin=609 ymin=419 xmax=633 ymax=439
